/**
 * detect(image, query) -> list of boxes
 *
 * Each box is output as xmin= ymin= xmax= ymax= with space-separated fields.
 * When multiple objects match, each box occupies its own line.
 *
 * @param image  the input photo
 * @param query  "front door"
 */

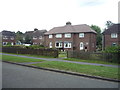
xmin=80 ymin=42 xmax=84 ymax=50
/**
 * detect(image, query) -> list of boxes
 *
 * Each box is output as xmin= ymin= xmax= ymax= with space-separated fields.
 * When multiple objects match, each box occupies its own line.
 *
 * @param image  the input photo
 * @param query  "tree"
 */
xmin=15 ymin=31 xmax=24 ymax=44
xmin=24 ymin=35 xmax=32 ymax=44
xmin=90 ymin=25 xmax=102 ymax=50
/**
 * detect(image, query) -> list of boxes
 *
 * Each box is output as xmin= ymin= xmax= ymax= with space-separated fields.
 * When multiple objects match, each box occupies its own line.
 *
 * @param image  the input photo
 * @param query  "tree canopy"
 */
xmin=90 ymin=25 xmax=102 ymax=50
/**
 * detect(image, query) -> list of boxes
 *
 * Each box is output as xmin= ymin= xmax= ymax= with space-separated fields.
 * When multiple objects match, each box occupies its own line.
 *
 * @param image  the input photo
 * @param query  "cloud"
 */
xmin=78 ymin=0 xmax=107 ymax=7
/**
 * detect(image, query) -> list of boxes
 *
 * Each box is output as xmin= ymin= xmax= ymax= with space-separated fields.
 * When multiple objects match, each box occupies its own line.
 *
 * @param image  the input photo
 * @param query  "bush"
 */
xmin=104 ymin=46 xmax=120 ymax=53
xmin=28 ymin=45 xmax=45 ymax=49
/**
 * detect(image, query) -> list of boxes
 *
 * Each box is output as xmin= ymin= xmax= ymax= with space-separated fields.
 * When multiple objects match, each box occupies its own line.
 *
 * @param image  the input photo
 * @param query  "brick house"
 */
xmin=44 ymin=22 xmax=97 ymax=52
xmin=32 ymin=28 xmax=47 ymax=45
xmin=1 ymin=30 xmax=16 ymax=45
xmin=102 ymin=24 xmax=120 ymax=49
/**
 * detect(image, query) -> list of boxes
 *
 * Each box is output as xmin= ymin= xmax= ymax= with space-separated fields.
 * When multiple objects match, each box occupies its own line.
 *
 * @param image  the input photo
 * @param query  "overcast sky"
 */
xmin=0 ymin=0 xmax=119 ymax=33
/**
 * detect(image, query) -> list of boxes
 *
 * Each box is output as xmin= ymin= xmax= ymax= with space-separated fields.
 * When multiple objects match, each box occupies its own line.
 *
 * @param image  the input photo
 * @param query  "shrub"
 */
xmin=104 ymin=46 xmax=120 ymax=53
xmin=28 ymin=45 xmax=45 ymax=49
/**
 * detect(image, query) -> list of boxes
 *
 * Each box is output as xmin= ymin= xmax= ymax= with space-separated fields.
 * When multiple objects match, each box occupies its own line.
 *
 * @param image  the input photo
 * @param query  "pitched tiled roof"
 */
xmin=102 ymin=24 xmax=120 ymax=34
xmin=2 ymin=30 xmax=15 ymax=36
xmin=45 ymin=24 xmax=96 ymax=35
xmin=33 ymin=30 xmax=47 ymax=37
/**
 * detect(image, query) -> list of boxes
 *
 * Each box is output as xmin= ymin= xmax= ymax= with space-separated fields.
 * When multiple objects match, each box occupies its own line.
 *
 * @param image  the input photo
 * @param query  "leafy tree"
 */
xmin=16 ymin=31 xmax=24 ymax=44
xmin=90 ymin=25 xmax=102 ymax=50
xmin=24 ymin=35 xmax=32 ymax=44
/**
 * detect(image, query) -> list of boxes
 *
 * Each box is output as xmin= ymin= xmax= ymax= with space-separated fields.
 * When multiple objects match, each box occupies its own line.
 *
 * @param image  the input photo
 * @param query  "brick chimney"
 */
xmin=66 ymin=21 xmax=72 ymax=25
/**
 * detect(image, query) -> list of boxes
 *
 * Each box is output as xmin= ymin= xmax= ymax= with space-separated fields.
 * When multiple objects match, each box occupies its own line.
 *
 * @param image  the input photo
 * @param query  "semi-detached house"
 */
xmin=102 ymin=24 xmax=120 ymax=49
xmin=44 ymin=22 xmax=97 ymax=52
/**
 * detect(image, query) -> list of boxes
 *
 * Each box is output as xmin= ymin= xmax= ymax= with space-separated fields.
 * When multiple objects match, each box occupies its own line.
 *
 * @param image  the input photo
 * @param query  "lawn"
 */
xmin=32 ymin=61 xmax=119 ymax=80
xmin=2 ymin=55 xmax=45 ymax=63
xmin=64 ymin=58 xmax=119 ymax=65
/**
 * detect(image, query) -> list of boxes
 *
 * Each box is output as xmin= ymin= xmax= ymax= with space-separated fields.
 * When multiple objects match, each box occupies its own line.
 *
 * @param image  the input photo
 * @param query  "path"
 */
xmin=1 ymin=53 xmax=119 ymax=68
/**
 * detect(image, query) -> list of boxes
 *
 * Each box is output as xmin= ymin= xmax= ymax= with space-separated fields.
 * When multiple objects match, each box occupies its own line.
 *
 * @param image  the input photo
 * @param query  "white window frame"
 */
xmin=33 ymin=37 xmax=37 ymax=40
xmin=49 ymin=35 xmax=53 ymax=38
xmin=64 ymin=42 xmax=72 ymax=48
xmin=112 ymin=43 xmax=117 ymax=46
xmin=111 ymin=33 xmax=117 ymax=38
xmin=55 ymin=42 xmax=62 ymax=48
xmin=56 ymin=34 xmax=62 ymax=38
xmin=64 ymin=33 xmax=71 ymax=38
xmin=11 ymin=37 xmax=14 ymax=40
xmin=39 ymin=36 xmax=42 ymax=39
xmin=3 ymin=36 xmax=8 ymax=39
xmin=49 ymin=42 xmax=52 ymax=48
xmin=79 ymin=33 xmax=84 ymax=38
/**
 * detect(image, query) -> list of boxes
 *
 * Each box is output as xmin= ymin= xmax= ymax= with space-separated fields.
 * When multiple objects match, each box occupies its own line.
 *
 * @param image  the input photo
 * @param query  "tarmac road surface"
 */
xmin=2 ymin=62 xmax=119 ymax=88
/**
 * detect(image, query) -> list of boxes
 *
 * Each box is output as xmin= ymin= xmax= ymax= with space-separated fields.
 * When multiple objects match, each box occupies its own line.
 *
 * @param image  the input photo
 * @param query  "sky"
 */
xmin=0 ymin=0 xmax=119 ymax=33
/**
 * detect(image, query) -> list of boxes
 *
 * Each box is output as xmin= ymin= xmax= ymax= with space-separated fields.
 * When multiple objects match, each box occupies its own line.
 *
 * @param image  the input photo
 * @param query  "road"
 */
xmin=2 ymin=62 xmax=119 ymax=88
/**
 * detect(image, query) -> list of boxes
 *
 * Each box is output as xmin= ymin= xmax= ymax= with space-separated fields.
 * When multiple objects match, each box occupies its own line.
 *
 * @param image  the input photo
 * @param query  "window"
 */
xmin=79 ymin=33 xmax=84 ymax=38
xmin=64 ymin=34 xmax=71 ymax=38
xmin=11 ymin=37 xmax=14 ymax=40
xmin=49 ymin=35 xmax=53 ymax=38
xmin=49 ymin=42 xmax=52 ymax=48
xmin=112 ymin=43 xmax=117 ymax=46
xmin=56 ymin=34 xmax=62 ymax=38
xmin=55 ymin=42 xmax=62 ymax=48
xmin=64 ymin=42 xmax=72 ymax=48
xmin=111 ymin=33 xmax=117 ymax=38
xmin=33 ymin=37 xmax=37 ymax=40
xmin=3 ymin=42 xmax=7 ymax=45
xmin=39 ymin=36 xmax=42 ymax=39
xmin=3 ymin=36 xmax=8 ymax=39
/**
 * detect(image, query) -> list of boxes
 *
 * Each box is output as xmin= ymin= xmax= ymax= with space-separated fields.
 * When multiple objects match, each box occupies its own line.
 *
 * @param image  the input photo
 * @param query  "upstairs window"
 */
xmin=79 ymin=33 xmax=84 ymax=38
xmin=11 ymin=37 xmax=14 ymax=40
xmin=33 ymin=37 xmax=37 ymax=40
xmin=64 ymin=33 xmax=71 ymax=38
xmin=49 ymin=35 xmax=53 ymax=38
xmin=111 ymin=33 xmax=117 ymax=38
xmin=3 ymin=36 xmax=8 ymax=39
xmin=56 ymin=34 xmax=62 ymax=38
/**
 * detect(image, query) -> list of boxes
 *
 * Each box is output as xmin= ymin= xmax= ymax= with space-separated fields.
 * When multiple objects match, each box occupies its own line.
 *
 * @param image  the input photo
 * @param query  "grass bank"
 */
xmin=32 ymin=61 xmax=119 ymax=80
xmin=2 ymin=55 xmax=45 ymax=63
xmin=64 ymin=58 xmax=119 ymax=65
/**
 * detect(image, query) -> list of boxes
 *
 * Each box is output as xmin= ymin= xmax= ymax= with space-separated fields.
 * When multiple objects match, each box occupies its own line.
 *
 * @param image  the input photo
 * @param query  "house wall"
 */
xmin=73 ymin=33 xmax=96 ymax=51
xmin=2 ymin=36 xmax=16 ymax=45
xmin=45 ymin=32 xmax=96 ymax=52
xmin=32 ymin=38 xmax=44 ymax=45
xmin=104 ymin=34 xmax=120 ymax=48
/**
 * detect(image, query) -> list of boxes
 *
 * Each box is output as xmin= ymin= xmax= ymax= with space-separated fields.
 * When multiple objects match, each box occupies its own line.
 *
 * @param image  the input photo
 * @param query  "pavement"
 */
xmin=1 ymin=53 xmax=119 ymax=68
xmin=2 ymin=62 xmax=119 ymax=88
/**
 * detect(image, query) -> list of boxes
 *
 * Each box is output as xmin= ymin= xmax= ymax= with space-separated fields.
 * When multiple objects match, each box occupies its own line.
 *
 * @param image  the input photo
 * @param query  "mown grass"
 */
xmin=32 ymin=61 xmax=119 ymax=80
xmin=2 ymin=55 xmax=45 ymax=63
xmin=64 ymin=58 xmax=119 ymax=65
xmin=59 ymin=52 xmax=67 ymax=58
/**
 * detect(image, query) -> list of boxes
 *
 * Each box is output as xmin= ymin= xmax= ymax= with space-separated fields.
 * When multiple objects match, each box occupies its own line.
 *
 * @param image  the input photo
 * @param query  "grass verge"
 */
xmin=2 ymin=55 xmax=45 ymax=63
xmin=64 ymin=58 xmax=119 ymax=65
xmin=31 ymin=61 xmax=119 ymax=80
